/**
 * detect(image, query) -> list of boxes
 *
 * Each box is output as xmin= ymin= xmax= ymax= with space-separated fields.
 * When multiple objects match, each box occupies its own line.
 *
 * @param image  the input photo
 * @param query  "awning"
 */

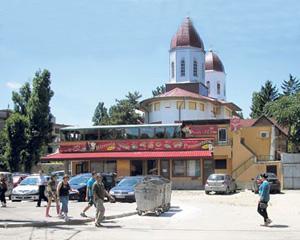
xmin=42 ymin=150 xmax=212 ymax=161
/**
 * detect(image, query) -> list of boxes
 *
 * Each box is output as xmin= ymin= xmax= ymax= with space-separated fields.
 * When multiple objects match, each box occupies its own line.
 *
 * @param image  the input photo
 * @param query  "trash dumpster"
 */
xmin=135 ymin=177 xmax=171 ymax=216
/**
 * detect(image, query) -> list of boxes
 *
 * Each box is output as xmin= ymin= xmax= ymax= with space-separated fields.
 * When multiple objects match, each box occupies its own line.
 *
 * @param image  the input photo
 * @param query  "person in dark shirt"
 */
xmin=0 ymin=174 xmax=7 ymax=207
xmin=57 ymin=174 xmax=71 ymax=222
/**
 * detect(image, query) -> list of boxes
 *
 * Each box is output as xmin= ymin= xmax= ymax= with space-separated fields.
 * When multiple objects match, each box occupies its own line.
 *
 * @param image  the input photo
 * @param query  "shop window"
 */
xmin=125 ymin=128 xmax=139 ymax=139
xmin=180 ymin=59 xmax=185 ymax=77
xmin=199 ymin=102 xmax=205 ymax=111
xmin=218 ymin=128 xmax=227 ymax=142
xmin=176 ymin=101 xmax=185 ymax=109
xmin=154 ymin=102 xmax=160 ymax=111
xmin=215 ymin=159 xmax=227 ymax=169
xmin=155 ymin=127 xmax=165 ymax=138
xmin=188 ymin=101 xmax=197 ymax=110
xmin=140 ymin=127 xmax=155 ymax=139
xmin=172 ymin=160 xmax=201 ymax=177
xmin=193 ymin=60 xmax=198 ymax=77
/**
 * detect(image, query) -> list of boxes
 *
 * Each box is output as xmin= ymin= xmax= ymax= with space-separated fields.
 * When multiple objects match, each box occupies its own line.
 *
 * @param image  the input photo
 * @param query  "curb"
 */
xmin=0 ymin=211 xmax=137 ymax=229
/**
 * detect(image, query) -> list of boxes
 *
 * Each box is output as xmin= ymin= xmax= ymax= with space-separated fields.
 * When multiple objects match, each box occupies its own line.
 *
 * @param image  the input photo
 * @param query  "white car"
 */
xmin=11 ymin=175 xmax=49 ymax=202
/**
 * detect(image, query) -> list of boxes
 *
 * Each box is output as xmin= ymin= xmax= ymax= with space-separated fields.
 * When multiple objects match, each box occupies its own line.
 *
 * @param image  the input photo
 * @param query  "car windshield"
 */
xmin=117 ymin=178 xmax=141 ymax=187
xmin=208 ymin=175 xmax=225 ymax=181
xmin=20 ymin=177 xmax=38 ymax=185
xmin=69 ymin=175 xmax=91 ymax=186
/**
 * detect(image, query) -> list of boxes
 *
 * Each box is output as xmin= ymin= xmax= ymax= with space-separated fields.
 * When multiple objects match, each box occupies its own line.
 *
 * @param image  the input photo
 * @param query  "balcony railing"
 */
xmin=257 ymin=155 xmax=279 ymax=162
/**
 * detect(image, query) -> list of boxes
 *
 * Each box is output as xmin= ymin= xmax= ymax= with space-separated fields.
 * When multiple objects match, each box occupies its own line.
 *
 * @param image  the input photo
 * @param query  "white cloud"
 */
xmin=6 ymin=81 xmax=22 ymax=90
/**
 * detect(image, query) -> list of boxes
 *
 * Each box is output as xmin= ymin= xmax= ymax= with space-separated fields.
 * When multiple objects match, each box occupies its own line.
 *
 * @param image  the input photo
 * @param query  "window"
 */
xmin=180 ymin=59 xmax=185 ymax=77
xmin=193 ymin=60 xmax=198 ymax=77
xmin=172 ymin=160 xmax=201 ymax=177
xmin=154 ymin=102 xmax=160 ymax=111
xmin=213 ymin=106 xmax=221 ymax=115
xmin=260 ymin=131 xmax=269 ymax=138
xmin=140 ymin=127 xmax=154 ymax=139
xmin=215 ymin=159 xmax=227 ymax=169
xmin=125 ymin=128 xmax=139 ymax=139
xmin=218 ymin=128 xmax=227 ymax=142
xmin=155 ymin=127 xmax=165 ymax=138
xmin=206 ymin=81 xmax=210 ymax=94
xmin=217 ymin=83 xmax=221 ymax=94
xmin=225 ymin=109 xmax=232 ymax=117
xmin=176 ymin=101 xmax=185 ymax=109
xmin=85 ymin=129 xmax=98 ymax=140
xmin=148 ymin=104 xmax=153 ymax=112
xmin=199 ymin=102 xmax=205 ymax=111
xmin=188 ymin=101 xmax=197 ymax=110
xmin=171 ymin=62 xmax=175 ymax=78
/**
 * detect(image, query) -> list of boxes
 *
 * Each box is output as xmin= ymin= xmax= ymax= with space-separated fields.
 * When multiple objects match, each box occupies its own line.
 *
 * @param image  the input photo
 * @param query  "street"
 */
xmin=1 ymin=190 xmax=300 ymax=240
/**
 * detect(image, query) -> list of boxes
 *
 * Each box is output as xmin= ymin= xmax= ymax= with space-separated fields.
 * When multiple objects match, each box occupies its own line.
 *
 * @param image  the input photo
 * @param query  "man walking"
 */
xmin=37 ymin=170 xmax=48 ymax=207
xmin=92 ymin=173 xmax=115 ymax=227
xmin=257 ymin=173 xmax=272 ymax=226
xmin=80 ymin=171 xmax=96 ymax=217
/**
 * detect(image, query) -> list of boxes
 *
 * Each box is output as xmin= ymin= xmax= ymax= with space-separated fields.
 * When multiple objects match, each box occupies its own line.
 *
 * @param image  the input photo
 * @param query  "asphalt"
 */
xmin=0 ymin=200 xmax=137 ymax=228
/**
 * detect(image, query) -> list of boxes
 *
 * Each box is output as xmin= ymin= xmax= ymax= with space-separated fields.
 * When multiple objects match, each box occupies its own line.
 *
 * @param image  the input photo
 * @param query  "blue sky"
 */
xmin=1 ymin=0 xmax=300 ymax=126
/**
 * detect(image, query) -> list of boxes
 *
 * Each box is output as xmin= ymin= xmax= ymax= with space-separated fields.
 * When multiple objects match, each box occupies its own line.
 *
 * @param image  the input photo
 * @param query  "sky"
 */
xmin=1 ymin=0 xmax=300 ymax=126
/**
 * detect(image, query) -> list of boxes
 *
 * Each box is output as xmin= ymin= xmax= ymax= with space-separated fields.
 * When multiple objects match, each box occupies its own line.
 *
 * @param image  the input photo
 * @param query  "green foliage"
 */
xmin=152 ymin=85 xmax=166 ymax=97
xmin=265 ymin=93 xmax=300 ymax=152
xmin=281 ymin=74 xmax=300 ymax=96
xmin=12 ymin=82 xmax=31 ymax=115
xmin=92 ymin=91 xmax=143 ymax=125
xmin=0 ymin=129 xmax=8 ymax=171
xmin=92 ymin=102 xmax=109 ymax=125
xmin=250 ymin=80 xmax=278 ymax=118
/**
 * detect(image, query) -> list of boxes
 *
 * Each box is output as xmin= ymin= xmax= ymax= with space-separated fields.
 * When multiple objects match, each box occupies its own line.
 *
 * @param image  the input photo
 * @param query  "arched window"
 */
xmin=171 ymin=62 xmax=175 ymax=78
xmin=217 ymin=83 xmax=221 ymax=95
xmin=180 ymin=59 xmax=185 ymax=77
xmin=193 ymin=60 xmax=198 ymax=77
xmin=206 ymin=81 xmax=210 ymax=94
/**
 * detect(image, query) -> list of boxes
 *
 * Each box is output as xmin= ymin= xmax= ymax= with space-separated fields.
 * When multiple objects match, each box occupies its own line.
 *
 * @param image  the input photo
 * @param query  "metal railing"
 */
xmin=257 ymin=155 xmax=279 ymax=162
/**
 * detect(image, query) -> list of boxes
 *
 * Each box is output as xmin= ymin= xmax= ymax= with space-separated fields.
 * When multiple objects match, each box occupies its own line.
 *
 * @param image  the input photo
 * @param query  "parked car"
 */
xmin=205 ymin=174 xmax=237 ymax=195
xmin=0 ymin=172 xmax=14 ymax=198
xmin=251 ymin=173 xmax=281 ymax=193
xmin=69 ymin=172 xmax=116 ymax=201
xmin=109 ymin=176 xmax=144 ymax=202
xmin=51 ymin=170 xmax=64 ymax=182
xmin=12 ymin=173 xmax=29 ymax=188
xmin=11 ymin=174 xmax=50 ymax=202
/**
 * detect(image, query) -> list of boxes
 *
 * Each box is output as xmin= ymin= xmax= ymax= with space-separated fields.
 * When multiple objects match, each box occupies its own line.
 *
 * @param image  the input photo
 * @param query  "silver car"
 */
xmin=205 ymin=174 xmax=237 ymax=194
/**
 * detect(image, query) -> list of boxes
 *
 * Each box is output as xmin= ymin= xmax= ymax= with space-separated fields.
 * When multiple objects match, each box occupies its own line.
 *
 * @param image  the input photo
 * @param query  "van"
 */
xmin=0 ymin=172 xmax=13 ymax=198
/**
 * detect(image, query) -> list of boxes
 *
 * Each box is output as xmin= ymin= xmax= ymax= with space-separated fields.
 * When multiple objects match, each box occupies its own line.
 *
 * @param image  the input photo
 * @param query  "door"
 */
xmin=160 ymin=160 xmax=170 ymax=179
xmin=203 ymin=159 xmax=215 ymax=183
xmin=131 ymin=160 xmax=143 ymax=176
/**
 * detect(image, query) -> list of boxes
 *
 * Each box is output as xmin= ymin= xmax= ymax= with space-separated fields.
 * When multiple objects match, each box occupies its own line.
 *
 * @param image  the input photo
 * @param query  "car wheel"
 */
xmin=137 ymin=210 xmax=143 ymax=216
xmin=205 ymin=191 xmax=210 ymax=195
xmin=155 ymin=209 xmax=161 ymax=216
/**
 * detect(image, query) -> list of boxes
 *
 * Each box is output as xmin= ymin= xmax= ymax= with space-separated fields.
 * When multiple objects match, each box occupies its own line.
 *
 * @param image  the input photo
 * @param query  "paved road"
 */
xmin=1 ymin=190 xmax=300 ymax=240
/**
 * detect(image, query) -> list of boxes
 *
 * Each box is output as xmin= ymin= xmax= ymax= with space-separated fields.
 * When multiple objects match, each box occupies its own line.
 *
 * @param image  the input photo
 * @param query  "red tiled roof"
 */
xmin=42 ymin=150 xmax=212 ymax=161
xmin=170 ymin=17 xmax=204 ymax=50
xmin=205 ymin=50 xmax=225 ymax=72
xmin=239 ymin=119 xmax=257 ymax=127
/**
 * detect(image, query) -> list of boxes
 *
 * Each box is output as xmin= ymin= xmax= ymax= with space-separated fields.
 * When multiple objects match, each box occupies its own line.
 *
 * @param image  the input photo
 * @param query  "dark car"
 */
xmin=69 ymin=172 xmax=116 ymax=201
xmin=109 ymin=176 xmax=144 ymax=202
xmin=251 ymin=173 xmax=281 ymax=194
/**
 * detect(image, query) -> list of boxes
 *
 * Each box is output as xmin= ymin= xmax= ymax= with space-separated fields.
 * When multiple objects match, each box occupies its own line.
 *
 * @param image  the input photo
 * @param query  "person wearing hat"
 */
xmin=57 ymin=174 xmax=71 ymax=222
xmin=257 ymin=173 xmax=272 ymax=226
xmin=92 ymin=173 xmax=115 ymax=227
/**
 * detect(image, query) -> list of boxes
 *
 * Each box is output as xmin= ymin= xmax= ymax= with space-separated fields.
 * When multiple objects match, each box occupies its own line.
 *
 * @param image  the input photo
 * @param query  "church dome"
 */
xmin=170 ymin=17 xmax=204 ymax=50
xmin=205 ymin=50 xmax=225 ymax=72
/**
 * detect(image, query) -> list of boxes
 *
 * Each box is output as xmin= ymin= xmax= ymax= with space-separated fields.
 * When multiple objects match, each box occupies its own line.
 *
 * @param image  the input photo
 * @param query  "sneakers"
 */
xmin=80 ymin=212 xmax=88 ymax=217
xmin=1 ymin=203 xmax=6 ymax=208
xmin=64 ymin=215 xmax=70 ymax=222
xmin=95 ymin=223 xmax=103 ymax=227
xmin=266 ymin=218 xmax=272 ymax=225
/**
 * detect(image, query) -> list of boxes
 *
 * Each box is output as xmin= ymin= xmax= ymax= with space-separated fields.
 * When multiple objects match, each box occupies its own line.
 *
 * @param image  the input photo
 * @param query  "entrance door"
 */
xmin=203 ymin=159 xmax=214 ymax=183
xmin=147 ymin=160 xmax=158 ymax=175
xmin=131 ymin=160 xmax=143 ymax=176
xmin=160 ymin=160 xmax=170 ymax=179
xmin=75 ymin=162 xmax=89 ymax=174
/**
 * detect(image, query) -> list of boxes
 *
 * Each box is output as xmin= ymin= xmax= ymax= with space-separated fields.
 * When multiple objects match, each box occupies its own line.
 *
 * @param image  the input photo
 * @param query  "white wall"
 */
xmin=169 ymin=47 xmax=205 ymax=85
xmin=205 ymin=70 xmax=226 ymax=100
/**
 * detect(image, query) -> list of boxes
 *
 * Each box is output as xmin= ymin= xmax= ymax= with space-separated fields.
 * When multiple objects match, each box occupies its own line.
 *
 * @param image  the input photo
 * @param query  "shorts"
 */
xmin=88 ymin=196 xmax=94 ymax=206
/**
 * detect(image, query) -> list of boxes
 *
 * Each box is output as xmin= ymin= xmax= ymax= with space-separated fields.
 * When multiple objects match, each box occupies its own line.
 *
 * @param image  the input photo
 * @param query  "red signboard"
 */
xmin=182 ymin=125 xmax=218 ymax=138
xmin=59 ymin=138 xmax=213 ymax=153
xmin=230 ymin=116 xmax=241 ymax=132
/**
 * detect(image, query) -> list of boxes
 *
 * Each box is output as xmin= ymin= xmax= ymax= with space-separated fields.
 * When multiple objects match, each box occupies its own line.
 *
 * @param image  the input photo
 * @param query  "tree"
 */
xmin=92 ymin=102 xmax=109 ymax=125
xmin=250 ymin=80 xmax=279 ymax=118
xmin=265 ymin=93 xmax=300 ymax=152
xmin=281 ymin=74 xmax=300 ymax=96
xmin=3 ymin=113 xmax=28 ymax=172
xmin=152 ymin=85 xmax=166 ymax=97
xmin=12 ymin=82 xmax=31 ymax=115
xmin=0 ymin=129 xmax=8 ymax=171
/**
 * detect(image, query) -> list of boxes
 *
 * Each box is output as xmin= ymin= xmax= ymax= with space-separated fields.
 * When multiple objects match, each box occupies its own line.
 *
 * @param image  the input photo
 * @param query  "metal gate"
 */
xmin=282 ymin=153 xmax=300 ymax=189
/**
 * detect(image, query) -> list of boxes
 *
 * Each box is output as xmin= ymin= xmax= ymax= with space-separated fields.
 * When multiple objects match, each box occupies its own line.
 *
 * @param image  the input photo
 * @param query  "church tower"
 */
xmin=169 ymin=17 xmax=205 ymax=86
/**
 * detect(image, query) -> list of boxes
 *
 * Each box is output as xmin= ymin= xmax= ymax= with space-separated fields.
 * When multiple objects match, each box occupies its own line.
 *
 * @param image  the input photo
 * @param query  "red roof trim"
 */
xmin=42 ymin=150 xmax=212 ymax=161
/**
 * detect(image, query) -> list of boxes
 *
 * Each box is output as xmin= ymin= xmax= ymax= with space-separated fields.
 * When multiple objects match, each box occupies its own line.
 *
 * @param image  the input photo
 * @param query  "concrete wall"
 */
xmin=282 ymin=153 xmax=300 ymax=189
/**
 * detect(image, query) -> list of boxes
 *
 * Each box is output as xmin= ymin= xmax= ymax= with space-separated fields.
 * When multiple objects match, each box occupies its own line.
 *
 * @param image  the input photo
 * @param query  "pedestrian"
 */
xmin=57 ymin=174 xmax=71 ymax=222
xmin=0 ymin=174 xmax=7 ymax=207
xmin=93 ymin=173 xmax=115 ymax=227
xmin=45 ymin=175 xmax=60 ymax=217
xmin=80 ymin=171 xmax=96 ymax=217
xmin=36 ymin=170 xmax=48 ymax=207
xmin=257 ymin=173 xmax=272 ymax=226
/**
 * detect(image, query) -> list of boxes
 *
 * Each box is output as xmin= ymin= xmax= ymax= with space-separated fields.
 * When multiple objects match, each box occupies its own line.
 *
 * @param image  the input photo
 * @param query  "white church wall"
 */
xmin=205 ymin=70 xmax=226 ymax=100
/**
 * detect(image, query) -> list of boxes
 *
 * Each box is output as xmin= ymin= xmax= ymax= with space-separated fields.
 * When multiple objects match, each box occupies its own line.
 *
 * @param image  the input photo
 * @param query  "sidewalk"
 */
xmin=0 ymin=200 xmax=137 ymax=228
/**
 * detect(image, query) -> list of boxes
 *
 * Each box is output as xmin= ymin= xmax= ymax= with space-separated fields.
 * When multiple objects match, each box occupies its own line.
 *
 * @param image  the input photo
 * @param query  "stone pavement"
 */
xmin=0 ymin=200 xmax=137 ymax=228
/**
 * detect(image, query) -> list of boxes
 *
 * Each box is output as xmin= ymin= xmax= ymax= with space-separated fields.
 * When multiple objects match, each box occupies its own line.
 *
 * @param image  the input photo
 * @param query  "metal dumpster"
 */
xmin=162 ymin=178 xmax=172 ymax=212
xmin=135 ymin=179 xmax=165 ymax=216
